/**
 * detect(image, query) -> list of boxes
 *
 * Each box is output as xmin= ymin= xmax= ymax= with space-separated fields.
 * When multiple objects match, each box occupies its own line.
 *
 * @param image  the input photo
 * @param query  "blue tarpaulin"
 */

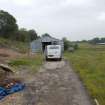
xmin=0 ymin=87 xmax=7 ymax=100
xmin=0 ymin=83 xmax=25 ymax=100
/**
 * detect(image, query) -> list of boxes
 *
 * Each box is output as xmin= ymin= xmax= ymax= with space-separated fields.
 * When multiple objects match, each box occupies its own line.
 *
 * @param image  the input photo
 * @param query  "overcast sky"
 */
xmin=0 ymin=0 xmax=105 ymax=40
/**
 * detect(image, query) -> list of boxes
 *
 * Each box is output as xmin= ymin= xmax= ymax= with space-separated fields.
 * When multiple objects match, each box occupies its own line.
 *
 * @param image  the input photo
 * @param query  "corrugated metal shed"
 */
xmin=30 ymin=36 xmax=64 ymax=53
xmin=30 ymin=38 xmax=42 ymax=53
xmin=41 ymin=36 xmax=59 ymax=42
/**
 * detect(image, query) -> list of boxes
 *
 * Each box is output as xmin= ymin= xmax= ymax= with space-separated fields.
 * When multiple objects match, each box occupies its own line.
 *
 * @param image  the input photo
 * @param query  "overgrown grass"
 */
xmin=0 ymin=37 xmax=43 ymax=72
xmin=65 ymin=43 xmax=105 ymax=105
xmin=9 ymin=54 xmax=43 ymax=72
xmin=0 ymin=37 xmax=28 ymax=53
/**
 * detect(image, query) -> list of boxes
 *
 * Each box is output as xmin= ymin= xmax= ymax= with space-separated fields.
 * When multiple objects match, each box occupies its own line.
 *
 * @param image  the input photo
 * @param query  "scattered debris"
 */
xmin=0 ymin=64 xmax=13 ymax=73
xmin=94 ymin=99 xmax=100 ymax=105
xmin=0 ymin=83 xmax=25 ymax=100
xmin=0 ymin=64 xmax=25 ymax=100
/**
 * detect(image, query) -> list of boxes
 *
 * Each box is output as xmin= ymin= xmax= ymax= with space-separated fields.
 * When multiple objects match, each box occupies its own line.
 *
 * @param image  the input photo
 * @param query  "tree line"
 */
xmin=0 ymin=10 xmax=38 ymax=42
xmin=89 ymin=37 xmax=105 ymax=44
xmin=62 ymin=37 xmax=78 ymax=51
xmin=79 ymin=37 xmax=105 ymax=44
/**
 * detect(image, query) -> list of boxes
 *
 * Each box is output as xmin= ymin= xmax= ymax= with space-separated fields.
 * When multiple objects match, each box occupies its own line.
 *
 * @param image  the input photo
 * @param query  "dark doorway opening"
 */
xmin=42 ymin=42 xmax=51 ymax=52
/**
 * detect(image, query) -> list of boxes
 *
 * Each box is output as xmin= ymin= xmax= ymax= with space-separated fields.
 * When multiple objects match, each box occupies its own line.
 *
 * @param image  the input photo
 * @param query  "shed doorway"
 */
xmin=42 ymin=42 xmax=51 ymax=52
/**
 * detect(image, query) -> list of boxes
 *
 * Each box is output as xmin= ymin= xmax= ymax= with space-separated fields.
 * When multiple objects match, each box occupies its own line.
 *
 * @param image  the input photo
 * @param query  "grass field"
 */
xmin=9 ymin=54 xmax=43 ymax=72
xmin=65 ymin=43 xmax=105 ymax=105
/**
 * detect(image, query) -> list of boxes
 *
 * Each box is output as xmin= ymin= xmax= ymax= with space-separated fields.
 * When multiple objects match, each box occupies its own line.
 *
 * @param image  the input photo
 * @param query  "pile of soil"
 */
xmin=0 ymin=48 xmax=21 ymax=58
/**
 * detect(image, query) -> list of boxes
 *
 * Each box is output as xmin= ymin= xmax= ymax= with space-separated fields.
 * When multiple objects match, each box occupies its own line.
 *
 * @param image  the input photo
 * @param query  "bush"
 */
xmin=74 ymin=43 xmax=79 ymax=50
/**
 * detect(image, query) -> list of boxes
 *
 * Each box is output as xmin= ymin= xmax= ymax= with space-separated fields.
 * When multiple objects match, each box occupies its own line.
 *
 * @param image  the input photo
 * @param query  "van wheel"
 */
xmin=59 ymin=58 xmax=62 ymax=61
xmin=46 ymin=57 xmax=48 ymax=61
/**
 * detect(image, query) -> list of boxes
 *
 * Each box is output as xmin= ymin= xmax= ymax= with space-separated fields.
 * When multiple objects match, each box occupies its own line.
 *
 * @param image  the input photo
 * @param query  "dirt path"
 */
xmin=23 ymin=60 xmax=93 ymax=105
xmin=0 ymin=60 xmax=93 ymax=105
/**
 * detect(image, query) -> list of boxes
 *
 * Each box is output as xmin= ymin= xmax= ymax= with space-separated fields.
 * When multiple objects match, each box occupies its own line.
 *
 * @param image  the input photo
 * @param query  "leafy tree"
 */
xmin=74 ymin=43 xmax=78 ymax=49
xmin=89 ymin=37 xmax=105 ymax=44
xmin=17 ymin=28 xmax=29 ymax=42
xmin=42 ymin=33 xmax=51 ymax=37
xmin=28 ymin=29 xmax=38 ymax=41
xmin=16 ymin=28 xmax=38 ymax=42
xmin=89 ymin=37 xmax=99 ymax=44
xmin=101 ymin=38 xmax=105 ymax=43
xmin=81 ymin=40 xmax=88 ymax=43
xmin=62 ymin=37 xmax=71 ymax=51
xmin=0 ymin=10 xmax=18 ymax=38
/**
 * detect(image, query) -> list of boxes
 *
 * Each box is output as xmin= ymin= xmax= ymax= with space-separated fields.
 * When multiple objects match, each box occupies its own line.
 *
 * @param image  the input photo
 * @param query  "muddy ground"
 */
xmin=0 ymin=60 xmax=93 ymax=105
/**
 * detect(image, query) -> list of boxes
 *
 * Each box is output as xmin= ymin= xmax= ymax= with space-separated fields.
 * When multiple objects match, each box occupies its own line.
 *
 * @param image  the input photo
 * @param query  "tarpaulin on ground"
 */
xmin=0 ymin=83 xmax=25 ymax=100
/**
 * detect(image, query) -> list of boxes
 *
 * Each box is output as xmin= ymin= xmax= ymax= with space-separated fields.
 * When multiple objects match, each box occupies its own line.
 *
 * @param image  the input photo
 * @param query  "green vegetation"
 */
xmin=0 ymin=10 xmax=18 ymax=38
xmin=62 ymin=37 xmax=78 ymax=51
xmin=0 ymin=10 xmax=38 ymax=42
xmin=80 ymin=37 xmax=105 ymax=44
xmin=65 ymin=43 xmax=105 ymax=105
xmin=9 ymin=54 xmax=43 ymax=72
xmin=0 ymin=37 xmax=43 ymax=73
xmin=89 ymin=37 xmax=105 ymax=44
xmin=0 ymin=37 xmax=28 ymax=53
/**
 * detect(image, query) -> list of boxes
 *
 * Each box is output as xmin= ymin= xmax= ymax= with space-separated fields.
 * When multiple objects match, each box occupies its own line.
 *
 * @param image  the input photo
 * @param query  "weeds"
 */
xmin=65 ymin=43 xmax=105 ymax=105
xmin=9 ymin=54 xmax=43 ymax=72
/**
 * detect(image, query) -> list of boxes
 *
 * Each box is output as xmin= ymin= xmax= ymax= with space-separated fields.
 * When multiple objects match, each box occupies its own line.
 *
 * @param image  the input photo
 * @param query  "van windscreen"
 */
xmin=49 ymin=46 xmax=59 ymax=49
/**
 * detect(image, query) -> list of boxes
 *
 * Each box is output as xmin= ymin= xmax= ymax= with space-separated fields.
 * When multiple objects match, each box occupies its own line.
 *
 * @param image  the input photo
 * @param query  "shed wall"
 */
xmin=30 ymin=36 xmax=64 ymax=53
xmin=30 ymin=39 xmax=42 ymax=53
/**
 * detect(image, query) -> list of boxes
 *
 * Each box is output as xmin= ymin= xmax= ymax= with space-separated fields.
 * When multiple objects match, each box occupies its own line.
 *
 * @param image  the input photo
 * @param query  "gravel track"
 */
xmin=0 ymin=60 xmax=93 ymax=105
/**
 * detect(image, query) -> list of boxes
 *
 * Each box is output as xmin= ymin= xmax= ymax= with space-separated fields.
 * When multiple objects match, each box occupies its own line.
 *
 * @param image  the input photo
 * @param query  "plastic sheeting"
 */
xmin=0 ymin=83 xmax=25 ymax=100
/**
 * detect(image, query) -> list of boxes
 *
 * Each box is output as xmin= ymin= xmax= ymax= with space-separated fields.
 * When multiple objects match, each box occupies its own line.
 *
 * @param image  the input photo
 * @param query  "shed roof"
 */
xmin=31 ymin=36 xmax=62 ymax=44
xmin=41 ymin=36 xmax=59 ymax=42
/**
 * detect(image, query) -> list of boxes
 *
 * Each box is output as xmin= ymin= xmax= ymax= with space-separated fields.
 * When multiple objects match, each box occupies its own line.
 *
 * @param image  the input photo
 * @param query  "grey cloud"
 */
xmin=0 ymin=0 xmax=105 ymax=40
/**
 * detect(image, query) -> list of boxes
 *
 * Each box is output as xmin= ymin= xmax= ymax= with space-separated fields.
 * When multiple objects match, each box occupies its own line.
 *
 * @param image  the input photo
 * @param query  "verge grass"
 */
xmin=65 ymin=43 xmax=105 ymax=105
xmin=9 ymin=54 xmax=43 ymax=72
xmin=0 ymin=37 xmax=43 ymax=73
xmin=0 ymin=37 xmax=28 ymax=53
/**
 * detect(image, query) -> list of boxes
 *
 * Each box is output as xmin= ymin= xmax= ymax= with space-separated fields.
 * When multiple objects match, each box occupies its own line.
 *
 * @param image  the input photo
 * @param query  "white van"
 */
xmin=45 ymin=45 xmax=62 ymax=60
